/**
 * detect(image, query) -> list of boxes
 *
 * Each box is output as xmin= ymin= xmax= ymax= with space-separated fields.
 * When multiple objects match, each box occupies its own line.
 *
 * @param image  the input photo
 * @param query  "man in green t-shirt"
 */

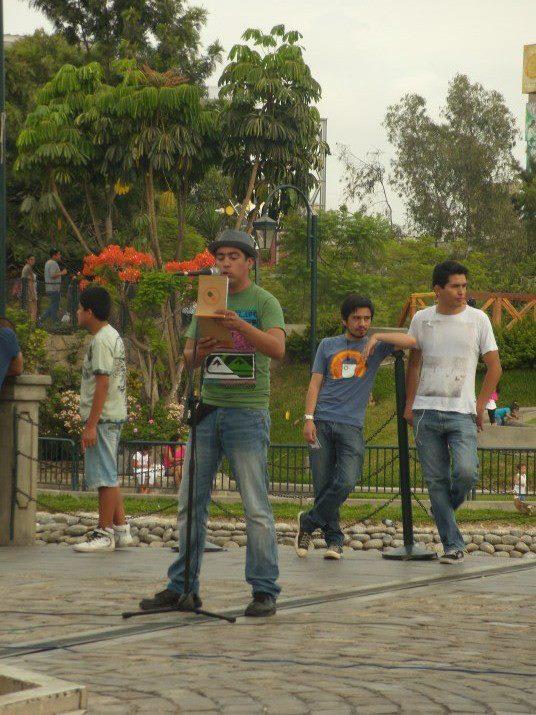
xmin=140 ymin=229 xmax=286 ymax=617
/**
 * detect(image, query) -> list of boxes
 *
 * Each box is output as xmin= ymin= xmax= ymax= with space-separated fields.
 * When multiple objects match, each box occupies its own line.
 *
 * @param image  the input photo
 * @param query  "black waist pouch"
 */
xmin=185 ymin=398 xmax=217 ymax=427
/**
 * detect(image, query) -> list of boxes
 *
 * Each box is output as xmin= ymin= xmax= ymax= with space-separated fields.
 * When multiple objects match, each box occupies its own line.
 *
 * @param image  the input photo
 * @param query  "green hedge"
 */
xmin=494 ymin=319 xmax=536 ymax=370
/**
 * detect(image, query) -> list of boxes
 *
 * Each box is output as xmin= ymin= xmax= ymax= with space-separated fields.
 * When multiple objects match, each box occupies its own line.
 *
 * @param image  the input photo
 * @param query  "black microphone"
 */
xmin=181 ymin=266 xmax=221 ymax=276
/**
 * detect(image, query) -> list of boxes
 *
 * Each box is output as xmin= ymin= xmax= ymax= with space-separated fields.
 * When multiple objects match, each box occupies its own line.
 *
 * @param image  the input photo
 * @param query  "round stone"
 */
xmin=479 ymin=542 xmax=495 ymax=554
xmin=495 ymin=544 xmax=514 ymax=553
xmin=363 ymin=538 xmax=384 ymax=550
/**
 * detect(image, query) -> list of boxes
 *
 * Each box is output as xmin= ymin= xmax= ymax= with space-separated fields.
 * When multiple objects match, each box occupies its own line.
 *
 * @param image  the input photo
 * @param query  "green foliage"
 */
xmin=285 ymin=316 xmax=340 ymax=363
xmin=267 ymin=208 xmax=393 ymax=324
xmin=29 ymin=0 xmax=222 ymax=81
xmin=6 ymin=307 xmax=49 ymax=374
xmin=494 ymin=320 xmax=536 ymax=370
xmin=219 ymin=25 xmax=326 ymax=223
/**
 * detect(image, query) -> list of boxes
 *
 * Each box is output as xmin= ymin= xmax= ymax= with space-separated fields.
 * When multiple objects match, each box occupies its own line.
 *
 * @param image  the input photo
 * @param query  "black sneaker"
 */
xmin=324 ymin=544 xmax=344 ymax=560
xmin=294 ymin=511 xmax=313 ymax=558
xmin=139 ymin=589 xmax=202 ymax=611
xmin=439 ymin=550 xmax=465 ymax=565
xmin=244 ymin=592 xmax=277 ymax=617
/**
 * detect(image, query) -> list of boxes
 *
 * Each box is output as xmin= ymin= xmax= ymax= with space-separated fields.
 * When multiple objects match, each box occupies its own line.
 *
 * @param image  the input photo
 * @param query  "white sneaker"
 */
xmin=74 ymin=528 xmax=115 ymax=552
xmin=113 ymin=523 xmax=133 ymax=548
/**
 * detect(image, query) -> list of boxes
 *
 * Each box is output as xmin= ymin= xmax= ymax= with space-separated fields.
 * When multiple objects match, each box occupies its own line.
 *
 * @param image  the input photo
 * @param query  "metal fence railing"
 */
xmin=36 ymin=437 xmax=536 ymax=499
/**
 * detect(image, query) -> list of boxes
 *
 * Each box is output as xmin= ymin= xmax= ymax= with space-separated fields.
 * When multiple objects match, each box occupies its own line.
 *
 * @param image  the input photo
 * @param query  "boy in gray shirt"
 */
xmin=74 ymin=286 xmax=131 ymax=553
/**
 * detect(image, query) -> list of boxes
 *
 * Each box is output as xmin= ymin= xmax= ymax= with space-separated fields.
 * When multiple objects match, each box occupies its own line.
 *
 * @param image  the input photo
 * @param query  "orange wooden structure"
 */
xmin=398 ymin=291 xmax=536 ymax=329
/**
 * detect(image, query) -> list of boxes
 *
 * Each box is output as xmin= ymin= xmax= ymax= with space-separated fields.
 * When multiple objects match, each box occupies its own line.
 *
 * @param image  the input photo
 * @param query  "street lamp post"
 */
xmin=253 ymin=184 xmax=318 ymax=369
xmin=0 ymin=0 xmax=6 ymax=317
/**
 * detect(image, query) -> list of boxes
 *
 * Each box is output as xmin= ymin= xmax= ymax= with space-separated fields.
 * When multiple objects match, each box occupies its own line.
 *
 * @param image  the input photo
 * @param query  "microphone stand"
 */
xmin=122 ymin=283 xmax=236 ymax=624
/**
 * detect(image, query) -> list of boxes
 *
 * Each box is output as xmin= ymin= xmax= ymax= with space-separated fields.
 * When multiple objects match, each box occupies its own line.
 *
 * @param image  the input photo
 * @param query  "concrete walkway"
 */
xmin=2 ymin=545 xmax=536 ymax=713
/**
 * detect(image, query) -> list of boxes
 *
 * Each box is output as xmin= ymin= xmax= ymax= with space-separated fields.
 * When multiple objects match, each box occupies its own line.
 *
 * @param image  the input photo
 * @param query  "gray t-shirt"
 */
xmin=313 ymin=334 xmax=394 ymax=428
xmin=79 ymin=324 xmax=127 ymax=423
xmin=44 ymin=259 xmax=61 ymax=293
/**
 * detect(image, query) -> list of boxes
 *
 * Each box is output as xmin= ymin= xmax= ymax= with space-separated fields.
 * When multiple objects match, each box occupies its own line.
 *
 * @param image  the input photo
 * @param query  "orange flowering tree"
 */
xmin=81 ymin=245 xmax=215 ymax=404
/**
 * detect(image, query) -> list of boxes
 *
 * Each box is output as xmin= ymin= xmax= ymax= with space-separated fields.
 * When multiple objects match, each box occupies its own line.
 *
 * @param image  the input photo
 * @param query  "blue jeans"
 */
xmin=413 ymin=410 xmax=478 ymax=552
xmin=84 ymin=422 xmax=122 ymax=489
xmin=42 ymin=291 xmax=60 ymax=323
xmin=167 ymin=407 xmax=280 ymax=598
xmin=301 ymin=420 xmax=365 ymax=546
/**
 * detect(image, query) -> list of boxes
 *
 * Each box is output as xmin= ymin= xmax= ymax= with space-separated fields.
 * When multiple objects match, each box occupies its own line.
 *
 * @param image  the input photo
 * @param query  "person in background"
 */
xmin=496 ymin=402 xmax=521 ymax=426
xmin=0 ymin=318 xmax=23 ymax=387
xmin=40 ymin=248 xmax=67 ymax=325
xmin=486 ymin=389 xmax=499 ymax=425
xmin=163 ymin=437 xmax=185 ymax=488
xmin=21 ymin=255 xmax=38 ymax=323
xmin=73 ymin=286 xmax=132 ymax=553
xmin=512 ymin=463 xmax=528 ymax=502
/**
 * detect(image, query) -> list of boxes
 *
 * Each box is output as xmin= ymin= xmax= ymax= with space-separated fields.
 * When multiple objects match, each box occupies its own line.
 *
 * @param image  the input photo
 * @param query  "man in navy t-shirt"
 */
xmin=295 ymin=294 xmax=417 ymax=560
xmin=0 ymin=319 xmax=23 ymax=386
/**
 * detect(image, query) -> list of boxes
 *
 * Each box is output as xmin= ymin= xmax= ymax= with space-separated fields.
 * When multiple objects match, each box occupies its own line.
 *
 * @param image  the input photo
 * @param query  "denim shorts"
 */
xmin=84 ymin=422 xmax=123 ymax=489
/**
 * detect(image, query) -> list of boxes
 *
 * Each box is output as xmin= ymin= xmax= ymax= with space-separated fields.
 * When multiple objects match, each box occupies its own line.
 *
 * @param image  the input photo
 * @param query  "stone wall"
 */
xmin=36 ymin=512 xmax=536 ymax=558
xmin=45 ymin=333 xmax=91 ymax=369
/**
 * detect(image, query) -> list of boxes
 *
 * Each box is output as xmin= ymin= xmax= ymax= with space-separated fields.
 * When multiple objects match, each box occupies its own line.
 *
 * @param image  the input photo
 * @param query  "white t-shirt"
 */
xmin=408 ymin=306 xmax=498 ymax=414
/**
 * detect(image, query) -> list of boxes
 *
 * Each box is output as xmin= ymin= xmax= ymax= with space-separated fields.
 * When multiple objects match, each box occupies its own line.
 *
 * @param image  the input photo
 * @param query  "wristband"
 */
xmin=304 ymin=414 xmax=315 ymax=421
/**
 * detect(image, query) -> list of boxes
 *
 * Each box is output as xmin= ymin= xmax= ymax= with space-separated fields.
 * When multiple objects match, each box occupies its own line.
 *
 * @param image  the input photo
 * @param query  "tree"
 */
xmin=337 ymin=145 xmax=394 ymax=228
xmin=218 ymin=25 xmax=326 ymax=229
xmin=5 ymin=31 xmax=84 ymax=263
xmin=264 ymin=208 xmax=392 ymax=324
xmin=383 ymin=74 xmax=519 ymax=248
xmin=81 ymin=245 xmax=215 ymax=405
xmin=30 ymin=0 xmax=222 ymax=81
xmin=92 ymin=60 xmax=211 ymax=263
xmin=15 ymin=62 xmax=107 ymax=255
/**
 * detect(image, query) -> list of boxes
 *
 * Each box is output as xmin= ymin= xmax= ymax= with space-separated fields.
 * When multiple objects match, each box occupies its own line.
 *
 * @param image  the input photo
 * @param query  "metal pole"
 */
xmin=309 ymin=213 xmax=318 ymax=370
xmin=383 ymin=351 xmax=436 ymax=561
xmin=0 ymin=0 xmax=7 ymax=317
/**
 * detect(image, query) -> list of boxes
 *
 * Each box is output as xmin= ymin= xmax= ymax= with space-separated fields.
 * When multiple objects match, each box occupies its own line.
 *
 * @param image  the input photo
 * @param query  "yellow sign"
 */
xmin=522 ymin=45 xmax=536 ymax=93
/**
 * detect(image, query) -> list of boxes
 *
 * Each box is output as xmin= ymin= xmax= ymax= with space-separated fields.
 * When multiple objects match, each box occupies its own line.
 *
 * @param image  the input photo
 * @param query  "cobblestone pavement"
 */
xmin=2 ymin=546 xmax=536 ymax=713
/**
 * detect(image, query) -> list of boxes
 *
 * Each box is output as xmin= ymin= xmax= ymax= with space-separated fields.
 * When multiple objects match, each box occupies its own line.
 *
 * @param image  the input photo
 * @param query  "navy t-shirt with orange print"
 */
xmin=312 ymin=334 xmax=394 ymax=428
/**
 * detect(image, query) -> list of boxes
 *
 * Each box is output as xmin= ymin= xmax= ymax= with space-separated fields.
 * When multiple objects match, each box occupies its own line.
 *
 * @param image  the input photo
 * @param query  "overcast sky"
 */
xmin=6 ymin=0 xmax=535 ymax=221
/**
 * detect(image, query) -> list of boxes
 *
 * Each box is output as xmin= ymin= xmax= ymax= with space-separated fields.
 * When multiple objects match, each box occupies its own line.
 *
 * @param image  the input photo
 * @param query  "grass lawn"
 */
xmin=37 ymin=492 xmax=536 ymax=527
xmin=270 ymin=364 xmax=536 ymax=445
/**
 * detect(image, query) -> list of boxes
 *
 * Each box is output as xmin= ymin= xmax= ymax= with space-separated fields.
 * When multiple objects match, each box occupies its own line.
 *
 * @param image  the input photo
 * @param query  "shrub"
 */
xmin=494 ymin=319 xmax=536 ymax=370
xmin=6 ymin=307 xmax=49 ymax=373
xmin=286 ymin=315 xmax=342 ymax=363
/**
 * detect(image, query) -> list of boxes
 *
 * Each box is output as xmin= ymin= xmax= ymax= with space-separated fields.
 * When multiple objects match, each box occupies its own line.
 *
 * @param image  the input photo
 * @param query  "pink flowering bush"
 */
xmin=41 ymin=366 xmax=188 ymax=443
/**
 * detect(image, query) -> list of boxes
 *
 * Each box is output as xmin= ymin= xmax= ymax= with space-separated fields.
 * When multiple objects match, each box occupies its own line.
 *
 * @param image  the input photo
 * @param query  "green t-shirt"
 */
xmin=79 ymin=324 xmax=127 ymax=422
xmin=186 ymin=283 xmax=285 ymax=409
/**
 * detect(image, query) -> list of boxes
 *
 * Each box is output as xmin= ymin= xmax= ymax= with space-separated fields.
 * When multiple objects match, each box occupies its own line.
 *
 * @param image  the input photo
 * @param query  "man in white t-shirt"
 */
xmin=404 ymin=261 xmax=502 ymax=564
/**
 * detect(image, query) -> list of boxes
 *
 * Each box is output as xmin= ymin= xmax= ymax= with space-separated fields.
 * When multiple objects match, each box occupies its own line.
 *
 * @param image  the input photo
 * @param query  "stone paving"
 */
xmin=1 ymin=545 xmax=536 ymax=713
